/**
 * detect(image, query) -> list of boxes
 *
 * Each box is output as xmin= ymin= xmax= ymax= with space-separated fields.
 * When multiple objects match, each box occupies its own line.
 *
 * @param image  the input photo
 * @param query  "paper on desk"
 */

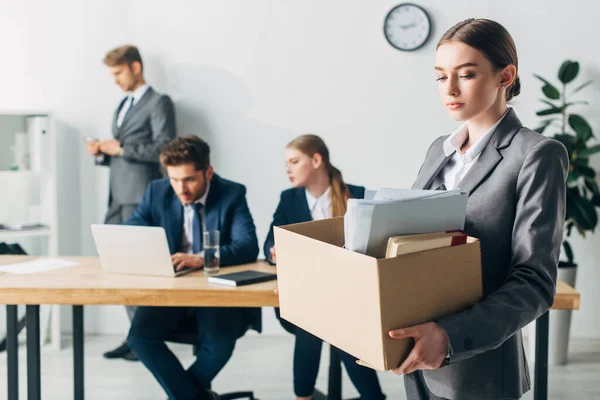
xmin=344 ymin=189 xmax=468 ymax=258
xmin=0 ymin=258 xmax=79 ymax=274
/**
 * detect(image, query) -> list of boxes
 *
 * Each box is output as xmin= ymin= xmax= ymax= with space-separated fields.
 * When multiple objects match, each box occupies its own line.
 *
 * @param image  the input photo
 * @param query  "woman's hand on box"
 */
xmin=388 ymin=322 xmax=449 ymax=375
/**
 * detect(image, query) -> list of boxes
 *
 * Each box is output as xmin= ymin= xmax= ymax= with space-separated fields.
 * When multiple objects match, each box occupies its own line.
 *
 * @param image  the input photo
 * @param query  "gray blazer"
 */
xmin=412 ymin=108 xmax=568 ymax=399
xmin=97 ymin=87 xmax=176 ymax=205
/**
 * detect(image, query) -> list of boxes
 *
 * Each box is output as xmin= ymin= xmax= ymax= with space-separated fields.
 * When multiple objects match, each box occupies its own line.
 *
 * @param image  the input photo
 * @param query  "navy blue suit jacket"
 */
xmin=125 ymin=173 xmax=261 ymax=338
xmin=263 ymin=184 xmax=365 ymax=263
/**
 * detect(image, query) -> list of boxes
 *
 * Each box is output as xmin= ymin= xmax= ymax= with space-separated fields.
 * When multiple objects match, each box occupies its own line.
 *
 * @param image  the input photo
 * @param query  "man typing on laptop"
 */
xmin=125 ymin=135 xmax=259 ymax=400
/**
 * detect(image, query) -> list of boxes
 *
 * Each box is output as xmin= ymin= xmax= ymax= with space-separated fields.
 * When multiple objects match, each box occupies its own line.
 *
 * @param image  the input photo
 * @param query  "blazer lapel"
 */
xmin=167 ymin=192 xmax=184 ymax=253
xmin=295 ymin=188 xmax=313 ymax=222
xmin=113 ymin=97 xmax=127 ymax=138
xmin=412 ymin=152 xmax=452 ymax=190
xmin=457 ymin=146 xmax=503 ymax=195
xmin=203 ymin=176 xmax=221 ymax=232
xmin=119 ymin=87 xmax=154 ymax=134
xmin=457 ymin=108 xmax=523 ymax=195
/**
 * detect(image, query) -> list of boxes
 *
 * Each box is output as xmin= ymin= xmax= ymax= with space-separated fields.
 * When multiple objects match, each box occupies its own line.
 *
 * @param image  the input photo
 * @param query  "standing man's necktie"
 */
xmin=192 ymin=203 xmax=204 ymax=254
xmin=117 ymin=96 xmax=135 ymax=128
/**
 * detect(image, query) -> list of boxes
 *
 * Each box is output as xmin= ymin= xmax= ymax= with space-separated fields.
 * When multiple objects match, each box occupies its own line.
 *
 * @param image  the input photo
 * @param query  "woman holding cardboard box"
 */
xmin=264 ymin=134 xmax=386 ymax=400
xmin=390 ymin=19 xmax=568 ymax=400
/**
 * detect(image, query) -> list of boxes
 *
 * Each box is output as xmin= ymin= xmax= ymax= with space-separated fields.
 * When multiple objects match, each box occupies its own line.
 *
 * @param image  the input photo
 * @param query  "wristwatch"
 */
xmin=116 ymin=147 xmax=125 ymax=156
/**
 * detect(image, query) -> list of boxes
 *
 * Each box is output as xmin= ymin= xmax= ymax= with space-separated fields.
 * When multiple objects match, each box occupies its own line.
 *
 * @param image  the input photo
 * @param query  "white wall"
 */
xmin=1 ymin=0 xmax=599 ymax=338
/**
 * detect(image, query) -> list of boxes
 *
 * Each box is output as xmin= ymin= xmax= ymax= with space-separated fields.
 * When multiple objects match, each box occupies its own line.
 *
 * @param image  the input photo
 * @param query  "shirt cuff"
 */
xmin=437 ymin=313 xmax=475 ymax=363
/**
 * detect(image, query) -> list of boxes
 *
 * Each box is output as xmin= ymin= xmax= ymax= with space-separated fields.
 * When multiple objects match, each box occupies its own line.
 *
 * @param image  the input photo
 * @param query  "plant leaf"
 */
xmin=565 ymin=101 xmax=589 ymax=107
xmin=536 ymin=107 xmax=563 ymax=116
xmin=574 ymin=164 xmax=596 ymax=178
xmin=533 ymin=74 xmax=561 ymax=100
xmin=563 ymin=240 xmax=574 ymax=264
xmin=567 ymin=173 xmax=580 ymax=188
xmin=534 ymin=119 xmax=556 ymax=134
xmin=584 ymin=177 xmax=600 ymax=196
xmin=566 ymin=192 xmax=577 ymax=220
xmin=567 ymin=193 xmax=598 ymax=231
xmin=539 ymin=99 xmax=558 ymax=108
xmin=569 ymin=114 xmax=593 ymax=142
xmin=558 ymin=60 xmax=580 ymax=84
xmin=553 ymin=133 xmax=576 ymax=156
xmin=542 ymin=85 xmax=561 ymax=100
xmin=579 ymin=144 xmax=600 ymax=158
xmin=534 ymin=74 xmax=554 ymax=86
xmin=566 ymin=221 xmax=574 ymax=236
xmin=593 ymin=194 xmax=600 ymax=207
xmin=571 ymin=80 xmax=593 ymax=95
xmin=575 ymin=223 xmax=586 ymax=238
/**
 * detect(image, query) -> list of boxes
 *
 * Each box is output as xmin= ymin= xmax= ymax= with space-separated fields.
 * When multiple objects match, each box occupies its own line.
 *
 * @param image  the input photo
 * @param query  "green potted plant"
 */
xmin=533 ymin=59 xmax=599 ymax=365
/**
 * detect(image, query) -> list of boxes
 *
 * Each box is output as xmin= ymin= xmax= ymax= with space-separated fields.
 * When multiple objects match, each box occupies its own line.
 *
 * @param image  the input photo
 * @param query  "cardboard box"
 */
xmin=274 ymin=217 xmax=482 ymax=371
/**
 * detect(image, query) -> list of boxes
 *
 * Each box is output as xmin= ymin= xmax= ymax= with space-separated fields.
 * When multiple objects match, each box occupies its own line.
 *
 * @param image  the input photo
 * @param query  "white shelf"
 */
xmin=0 ymin=227 xmax=53 ymax=240
xmin=0 ymin=170 xmax=50 ymax=179
xmin=0 ymin=110 xmax=50 ymax=117
xmin=0 ymin=112 xmax=60 ymax=350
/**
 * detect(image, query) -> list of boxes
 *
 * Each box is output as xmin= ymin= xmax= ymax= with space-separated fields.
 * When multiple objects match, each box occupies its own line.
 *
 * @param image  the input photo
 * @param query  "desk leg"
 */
xmin=73 ymin=306 xmax=84 ymax=400
xmin=26 ymin=305 xmax=41 ymax=400
xmin=7 ymin=305 xmax=19 ymax=400
xmin=327 ymin=345 xmax=342 ymax=400
xmin=534 ymin=311 xmax=549 ymax=400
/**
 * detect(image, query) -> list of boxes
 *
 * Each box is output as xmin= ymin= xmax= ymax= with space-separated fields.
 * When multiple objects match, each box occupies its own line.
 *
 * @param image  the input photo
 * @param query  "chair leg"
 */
xmin=0 ymin=315 xmax=26 ymax=352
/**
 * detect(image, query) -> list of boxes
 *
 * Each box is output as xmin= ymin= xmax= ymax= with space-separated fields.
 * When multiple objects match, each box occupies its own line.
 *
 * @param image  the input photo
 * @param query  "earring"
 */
xmin=501 ymin=84 xmax=505 ymax=89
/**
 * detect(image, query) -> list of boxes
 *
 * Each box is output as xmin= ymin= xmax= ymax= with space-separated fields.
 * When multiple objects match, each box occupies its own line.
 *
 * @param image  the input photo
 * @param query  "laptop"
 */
xmin=91 ymin=224 xmax=195 ymax=277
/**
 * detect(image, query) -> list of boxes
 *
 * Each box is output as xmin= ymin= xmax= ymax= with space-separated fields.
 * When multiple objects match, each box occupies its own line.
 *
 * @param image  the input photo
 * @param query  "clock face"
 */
xmin=383 ymin=3 xmax=432 ymax=51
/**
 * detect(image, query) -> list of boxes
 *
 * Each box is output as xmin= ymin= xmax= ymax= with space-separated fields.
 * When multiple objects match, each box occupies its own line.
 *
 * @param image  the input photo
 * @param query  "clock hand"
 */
xmin=398 ymin=23 xmax=418 ymax=29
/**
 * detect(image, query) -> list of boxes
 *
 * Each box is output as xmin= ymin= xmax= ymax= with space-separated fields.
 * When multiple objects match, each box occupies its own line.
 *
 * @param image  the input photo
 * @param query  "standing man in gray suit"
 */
xmin=388 ymin=20 xmax=568 ymax=400
xmin=86 ymin=44 xmax=176 ymax=361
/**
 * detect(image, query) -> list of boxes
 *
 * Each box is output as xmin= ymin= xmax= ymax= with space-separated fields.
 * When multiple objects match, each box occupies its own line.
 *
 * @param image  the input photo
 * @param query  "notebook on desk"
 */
xmin=208 ymin=270 xmax=277 ymax=287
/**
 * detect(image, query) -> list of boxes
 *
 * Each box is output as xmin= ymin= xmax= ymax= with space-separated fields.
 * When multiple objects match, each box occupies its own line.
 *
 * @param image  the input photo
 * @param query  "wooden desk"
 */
xmin=0 ymin=256 xmax=581 ymax=400
xmin=0 ymin=256 xmax=279 ymax=307
xmin=552 ymin=279 xmax=580 ymax=310
xmin=0 ymin=256 xmax=277 ymax=400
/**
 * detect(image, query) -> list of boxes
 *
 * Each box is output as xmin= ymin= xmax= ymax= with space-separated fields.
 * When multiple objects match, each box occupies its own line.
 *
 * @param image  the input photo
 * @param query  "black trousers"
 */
xmin=128 ymin=306 xmax=238 ymax=400
xmin=276 ymin=308 xmax=385 ymax=399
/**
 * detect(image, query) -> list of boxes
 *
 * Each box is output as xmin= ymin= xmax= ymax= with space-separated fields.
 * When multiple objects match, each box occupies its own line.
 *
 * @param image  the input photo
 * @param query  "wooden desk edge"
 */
xmin=551 ymin=280 xmax=580 ymax=310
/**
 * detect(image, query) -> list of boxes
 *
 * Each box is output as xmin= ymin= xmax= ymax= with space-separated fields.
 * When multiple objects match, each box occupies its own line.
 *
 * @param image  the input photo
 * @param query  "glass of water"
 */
xmin=203 ymin=229 xmax=220 ymax=274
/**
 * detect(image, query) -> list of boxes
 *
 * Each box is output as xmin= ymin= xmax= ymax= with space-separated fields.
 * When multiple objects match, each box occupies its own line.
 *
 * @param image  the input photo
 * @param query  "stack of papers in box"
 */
xmin=344 ymin=188 xmax=468 ymax=258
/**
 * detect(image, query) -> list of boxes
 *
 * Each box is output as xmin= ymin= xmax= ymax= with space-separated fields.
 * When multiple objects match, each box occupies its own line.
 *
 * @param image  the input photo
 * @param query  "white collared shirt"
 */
xmin=181 ymin=183 xmax=210 ymax=255
xmin=116 ymin=84 xmax=150 ymax=128
xmin=305 ymin=187 xmax=332 ymax=221
xmin=437 ymin=109 xmax=510 ymax=190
